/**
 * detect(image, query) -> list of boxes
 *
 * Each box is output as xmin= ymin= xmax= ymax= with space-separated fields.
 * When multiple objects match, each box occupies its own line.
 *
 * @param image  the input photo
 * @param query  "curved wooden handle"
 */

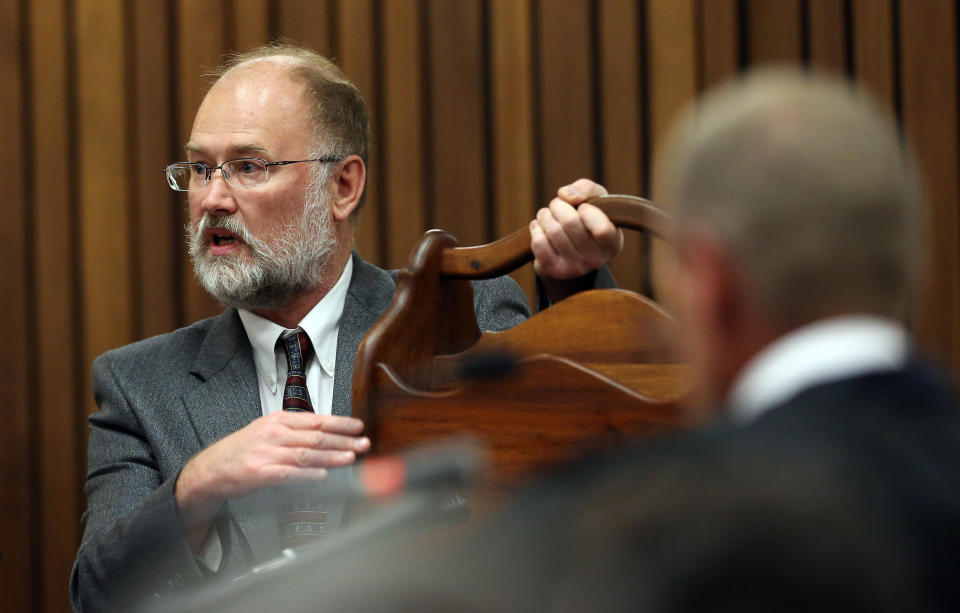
xmin=440 ymin=195 xmax=669 ymax=279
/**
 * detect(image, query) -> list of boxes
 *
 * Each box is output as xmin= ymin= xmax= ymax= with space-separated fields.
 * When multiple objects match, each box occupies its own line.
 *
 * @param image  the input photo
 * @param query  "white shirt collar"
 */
xmin=727 ymin=315 xmax=909 ymax=423
xmin=238 ymin=257 xmax=354 ymax=392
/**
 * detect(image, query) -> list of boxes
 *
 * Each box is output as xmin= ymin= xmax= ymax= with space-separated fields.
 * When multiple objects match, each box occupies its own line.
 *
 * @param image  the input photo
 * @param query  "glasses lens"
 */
xmin=223 ymin=159 xmax=267 ymax=188
xmin=165 ymin=164 xmax=196 ymax=191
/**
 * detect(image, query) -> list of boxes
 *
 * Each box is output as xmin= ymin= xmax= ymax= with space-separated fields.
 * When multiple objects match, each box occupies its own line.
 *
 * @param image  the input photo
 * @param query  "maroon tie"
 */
xmin=279 ymin=328 xmax=325 ymax=547
xmin=281 ymin=328 xmax=314 ymax=412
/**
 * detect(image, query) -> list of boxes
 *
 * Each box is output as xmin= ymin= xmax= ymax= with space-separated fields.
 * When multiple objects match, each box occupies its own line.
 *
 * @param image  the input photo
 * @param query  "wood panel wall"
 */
xmin=2 ymin=1 xmax=958 ymax=611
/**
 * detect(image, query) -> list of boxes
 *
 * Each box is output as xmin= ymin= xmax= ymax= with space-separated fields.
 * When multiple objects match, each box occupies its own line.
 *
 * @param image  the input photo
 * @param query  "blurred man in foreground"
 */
xmin=210 ymin=68 xmax=960 ymax=612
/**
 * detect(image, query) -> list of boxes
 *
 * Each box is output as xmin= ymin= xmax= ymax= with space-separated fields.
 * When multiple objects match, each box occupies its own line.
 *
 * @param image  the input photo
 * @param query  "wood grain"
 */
xmin=29 ymin=0 xmax=78 ymax=609
xmin=77 ymin=0 xmax=134 ymax=408
xmin=899 ymin=1 xmax=960 ymax=369
xmin=0 ymin=2 xmax=33 ymax=611
xmin=176 ymin=0 xmax=226 ymax=324
xmin=647 ymin=0 xmax=696 ymax=305
xmin=276 ymin=0 xmax=334 ymax=56
xmin=381 ymin=0 xmax=427 ymax=268
xmin=698 ymin=0 xmax=740 ymax=90
xmin=337 ymin=0 xmax=382 ymax=264
xmin=852 ymin=0 xmax=895 ymax=110
xmin=598 ymin=0 xmax=646 ymax=293
xmin=808 ymin=0 xmax=847 ymax=75
xmin=490 ymin=0 xmax=537 ymax=303
xmin=746 ymin=0 xmax=803 ymax=64
xmin=536 ymin=0 xmax=595 ymax=204
xmin=133 ymin=1 xmax=179 ymax=338
xmin=428 ymin=0 xmax=487 ymax=248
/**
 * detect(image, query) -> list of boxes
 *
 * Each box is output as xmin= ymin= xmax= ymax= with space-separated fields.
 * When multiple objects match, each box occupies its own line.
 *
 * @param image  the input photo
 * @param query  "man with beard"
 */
xmin=70 ymin=44 xmax=621 ymax=611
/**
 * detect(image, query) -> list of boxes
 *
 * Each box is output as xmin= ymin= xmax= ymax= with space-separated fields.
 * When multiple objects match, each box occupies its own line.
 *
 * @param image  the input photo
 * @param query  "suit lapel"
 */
xmin=180 ymin=309 xmax=262 ymax=448
xmin=332 ymin=252 xmax=398 ymax=417
xmin=178 ymin=309 xmax=275 ymax=562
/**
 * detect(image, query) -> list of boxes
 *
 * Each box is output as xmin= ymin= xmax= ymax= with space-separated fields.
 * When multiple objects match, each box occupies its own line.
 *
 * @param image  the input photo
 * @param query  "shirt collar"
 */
xmin=727 ymin=315 xmax=910 ymax=423
xmin=238 ymin=257 xmax=354 ymax=392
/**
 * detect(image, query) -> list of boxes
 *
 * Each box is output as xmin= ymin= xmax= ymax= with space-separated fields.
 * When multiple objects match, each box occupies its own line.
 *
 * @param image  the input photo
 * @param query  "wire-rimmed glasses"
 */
xmin=164 ymin=156 xmax=344 ymax=191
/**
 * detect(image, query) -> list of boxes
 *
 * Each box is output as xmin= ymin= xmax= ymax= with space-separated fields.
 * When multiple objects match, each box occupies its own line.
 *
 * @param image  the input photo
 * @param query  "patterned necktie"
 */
xmin=279 ymin=328 xmax=326 ymax=547
xmin=281 ymin=328 xmax=314 ymax=413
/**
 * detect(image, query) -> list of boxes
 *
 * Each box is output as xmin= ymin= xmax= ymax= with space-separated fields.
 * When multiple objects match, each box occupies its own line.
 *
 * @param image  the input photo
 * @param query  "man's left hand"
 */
xmin=530 ymin=179 xmax=622 ymax=303
xmin=530 ymin=178 xmax=622 ymax=280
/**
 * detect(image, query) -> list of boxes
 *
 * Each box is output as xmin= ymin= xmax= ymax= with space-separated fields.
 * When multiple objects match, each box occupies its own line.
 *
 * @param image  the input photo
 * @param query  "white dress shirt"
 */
xmin=238 ymin=257 xmax=353 ymax=417
xmin=197 ymin=258 xmax=353 ymax=571
xmin=727 ymin=315 xmax=910 ymax=423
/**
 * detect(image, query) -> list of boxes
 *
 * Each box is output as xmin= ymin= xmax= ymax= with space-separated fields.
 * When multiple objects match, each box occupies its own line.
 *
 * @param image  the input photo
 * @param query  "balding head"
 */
xmin=662 ymin=69 xmax=923 ymax=327
xmin=210 ymin=42 xmax=371 ymax=208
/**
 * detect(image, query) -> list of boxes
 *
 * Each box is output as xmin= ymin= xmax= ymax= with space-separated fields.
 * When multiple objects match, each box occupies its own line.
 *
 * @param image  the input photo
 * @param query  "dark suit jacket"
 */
xmin=274 ymin=363 xmax=960 ymax=613
xmin=70 ymin=253 xmax=535 ymax=612
xmin=456 ymin=363 xmax=960 ymax=612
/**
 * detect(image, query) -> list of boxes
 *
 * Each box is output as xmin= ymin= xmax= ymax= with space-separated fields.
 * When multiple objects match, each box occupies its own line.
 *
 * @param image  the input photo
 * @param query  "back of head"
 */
xmin=662 ymin=68 xmax=923 ymax=327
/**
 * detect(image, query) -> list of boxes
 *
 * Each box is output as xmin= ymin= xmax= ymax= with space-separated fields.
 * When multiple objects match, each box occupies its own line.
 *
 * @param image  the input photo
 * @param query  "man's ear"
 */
xmin=330 ymin=155 xmax=366 ymax=222
xmin=682 ymin=227 xmax=742 ymax=336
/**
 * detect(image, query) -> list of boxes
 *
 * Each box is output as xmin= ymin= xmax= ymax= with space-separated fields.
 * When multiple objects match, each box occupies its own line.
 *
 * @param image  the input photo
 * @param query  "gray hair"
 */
xmin=662 ymin=68 xmax=924 ymax=326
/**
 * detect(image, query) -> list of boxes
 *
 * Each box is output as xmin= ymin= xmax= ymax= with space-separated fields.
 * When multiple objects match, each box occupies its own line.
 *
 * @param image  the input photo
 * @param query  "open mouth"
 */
xmin=205 ymin=228 xmax=243 ymax=248
xmin=206 ymin=228 xmax=243 ymax=253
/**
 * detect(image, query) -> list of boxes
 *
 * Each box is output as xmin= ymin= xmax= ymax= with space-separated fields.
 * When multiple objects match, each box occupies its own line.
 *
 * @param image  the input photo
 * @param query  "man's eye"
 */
xmin=238 ymin=161 xmax=259 ymax=174
xmin=193 ymin=164 xmax=209 ymax=176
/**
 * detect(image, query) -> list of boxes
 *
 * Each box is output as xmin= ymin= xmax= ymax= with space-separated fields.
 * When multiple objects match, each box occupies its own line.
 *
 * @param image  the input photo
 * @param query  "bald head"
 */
xmin=662 ymin=69 xmax=923 ymax=327
xmin=209 ymin=43 xmax=371 ymax=207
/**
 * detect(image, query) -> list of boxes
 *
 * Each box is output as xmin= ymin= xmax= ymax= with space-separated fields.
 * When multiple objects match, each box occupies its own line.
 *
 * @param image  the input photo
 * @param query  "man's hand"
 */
xmin=531 ymin=178 xmax=622 ymax=280
xmin=174 ymin=411 xmax=369 ymax=550
xmin=531 ymin=179 xmax=622 ymax=302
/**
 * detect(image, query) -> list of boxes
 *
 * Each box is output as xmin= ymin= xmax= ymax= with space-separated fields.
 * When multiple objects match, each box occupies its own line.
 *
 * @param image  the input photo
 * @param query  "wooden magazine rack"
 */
xmin=351 ymin=195 xmax=691 ymax=515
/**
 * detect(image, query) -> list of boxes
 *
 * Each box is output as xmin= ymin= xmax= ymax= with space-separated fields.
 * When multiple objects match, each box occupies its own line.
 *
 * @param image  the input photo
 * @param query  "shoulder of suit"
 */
xmin=93 ymin=310 xmax=233 ymax=367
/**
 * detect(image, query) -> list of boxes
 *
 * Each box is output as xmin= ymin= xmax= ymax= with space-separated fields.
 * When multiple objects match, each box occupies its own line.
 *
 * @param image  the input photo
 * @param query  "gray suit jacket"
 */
xmin=69 ymin=253 xmax=532 ymax=612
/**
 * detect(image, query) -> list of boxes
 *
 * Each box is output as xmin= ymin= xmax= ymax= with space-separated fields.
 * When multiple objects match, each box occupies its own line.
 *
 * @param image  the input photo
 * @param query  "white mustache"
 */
xmin=195 ymin=214 xmax=259 ymax=248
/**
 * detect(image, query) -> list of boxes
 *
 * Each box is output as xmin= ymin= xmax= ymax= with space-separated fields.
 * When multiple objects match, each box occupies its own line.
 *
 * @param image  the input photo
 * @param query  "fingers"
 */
xmin=557 ymin=178 xmax=608 ymax=204
xmin=531 ymin=196 xmax=622 ymax=279
xmin=579 ymin=202 xmax=624 ymax=254
xmin=285 ymin=429 xmax=371 ymax=454
xmin=273 ymin=411 xmax=365 ymax=436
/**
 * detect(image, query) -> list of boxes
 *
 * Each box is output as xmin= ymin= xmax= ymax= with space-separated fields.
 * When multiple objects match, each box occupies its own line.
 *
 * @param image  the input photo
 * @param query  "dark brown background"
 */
xmin=2 ymin=1 xmax=957 ymax=611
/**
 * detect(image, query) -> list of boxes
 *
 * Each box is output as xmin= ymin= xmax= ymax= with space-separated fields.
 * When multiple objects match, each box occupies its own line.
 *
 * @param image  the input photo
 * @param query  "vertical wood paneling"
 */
xmin=647 ymin=0 xmax=697 ymax=301
xmin=29 ymin=0 xmax=77 ymax=609
xmin=599 ymin=0 xmax=645 ymax=292
xmin=698 ymin=0 xmax=739 ymax=89
xmin=381 ymin=0 xmax=426 ymax=268
xmin=852 ymin=0 xmax=895 ymax=109
xmin=807 ymin=0 xmax=847 ymax=74
xmin=133 ymin=2 xmax=178 ymax=339
xmin=490 ymin=0 xmax=536 ymax=301
xmin=428 ymin=0 xmax=487 ymax=248
xmin=177 ymin=0 xmax=226 ymax=323
xmin=899 ymin=1 xmax=960 ymax=369
xmin=537 ymin=0 xmax=595 ymax=204
xmin=747 ymin=0 xmax=803 ymax=63
xmin=231 ymin=0 xmax=270 ymax=52
xmin=648 ymin=0 xmax=697 ymax=155
xmin=0 ymin=3 xmax=33 ymax=612
xmin=76 ymin=1 xmax=133 ymax=412
xmin=338 ymin=0 xmax=382 ymax=264
xmin=276 ymin=0 xmax=334 ymax=56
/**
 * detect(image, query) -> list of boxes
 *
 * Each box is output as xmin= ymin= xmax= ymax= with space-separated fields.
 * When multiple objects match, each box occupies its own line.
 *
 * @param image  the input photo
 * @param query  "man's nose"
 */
xmin=200 ymin=171 xmax=237 ymax=215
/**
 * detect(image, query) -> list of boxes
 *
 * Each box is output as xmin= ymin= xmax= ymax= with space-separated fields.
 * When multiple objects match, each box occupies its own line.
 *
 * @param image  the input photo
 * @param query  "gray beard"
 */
xmin=187 ymin=186 xmax=337 ymax=310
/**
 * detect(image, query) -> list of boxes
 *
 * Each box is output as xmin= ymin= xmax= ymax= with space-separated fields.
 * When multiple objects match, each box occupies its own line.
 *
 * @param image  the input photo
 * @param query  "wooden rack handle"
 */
xmin=440 ymin=195 xmax=669 ymax=280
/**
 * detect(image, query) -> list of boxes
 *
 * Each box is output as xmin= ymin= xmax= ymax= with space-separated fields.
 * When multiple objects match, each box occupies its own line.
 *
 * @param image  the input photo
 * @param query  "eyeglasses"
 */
xmin=163 ymin=156 xmax=345 ymax=191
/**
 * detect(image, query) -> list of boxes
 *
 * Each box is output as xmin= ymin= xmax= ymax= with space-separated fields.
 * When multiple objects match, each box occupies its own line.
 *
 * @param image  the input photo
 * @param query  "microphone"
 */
xmin=321 ymin=438 xmax=484 ymax=501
